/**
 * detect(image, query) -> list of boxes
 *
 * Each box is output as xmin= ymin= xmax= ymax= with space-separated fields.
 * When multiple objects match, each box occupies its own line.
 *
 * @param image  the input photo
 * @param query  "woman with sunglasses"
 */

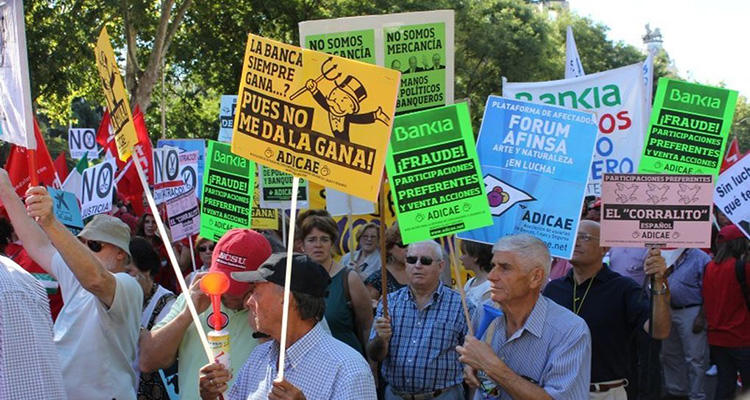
xmin=184 ymin=237 xmax=216 ymax=284
xmin=364 ymin=222 xmax=408 ymax=305
xmin=341 ymin=222 xmax=382 ymax=281
xmin=300 ymin=214 xmax=373 ymax=357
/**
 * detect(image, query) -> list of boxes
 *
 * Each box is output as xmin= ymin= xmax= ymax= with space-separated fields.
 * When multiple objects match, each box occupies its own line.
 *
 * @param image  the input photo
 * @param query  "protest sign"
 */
xmin=258 ymin=165 xmax=309 ymax=209
xmin=166 ymin=188 xmax=200 ymax=242
xmin=251 ymin=177 xmax=279 ymax=230
xmin=218 ymin=95 xmax=237 ymax=143
xmin=639 ymin=79 xmax=738 ymax=176
xmin=503 ymin=62 xmax=647 ymax=196
xmin=457 ymin=97 xmax=598 ymax=258
xmin=0 ymin=0 xmax=35 ymax=148
xmin=68 ymin=128 xmax=99 ymax=159
xmin=385 ymin=103 xmax=491 ymax=243
xmin=300 ymin=10 xmax=454 ymax=114
xmin=80 ymin=159 xmax=116 ymax=219
xmin=714 ymin=155 xmax=750 ymax=238
xmin=94 ymin=27 xmax=137 ymax=161
xmin=48 ymin=187 xmax=84 ymax=235
xmin=158 ymin=139 xmax=206 ymax=198
xmin=325 ymin=188 xmax=375 ymax=216
xmin=200 ymin=141 xmax=255 ymax=241
xmin=601 ymin=173 xmax=713 ymax=248
xmin=152 ymin=146 xmax=183 ymax=204
xmin=230 ymin=34 xmax=400 ymax=202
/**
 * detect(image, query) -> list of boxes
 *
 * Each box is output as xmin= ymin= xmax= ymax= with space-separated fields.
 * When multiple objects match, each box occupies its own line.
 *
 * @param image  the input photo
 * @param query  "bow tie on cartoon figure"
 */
xmin=290 ymin=56 xmax=390 ymax=142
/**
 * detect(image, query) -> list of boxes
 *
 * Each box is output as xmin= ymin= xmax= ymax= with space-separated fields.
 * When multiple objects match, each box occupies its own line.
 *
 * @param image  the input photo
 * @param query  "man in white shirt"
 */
xmin=0 ymin=170 xmax=142 ymax=400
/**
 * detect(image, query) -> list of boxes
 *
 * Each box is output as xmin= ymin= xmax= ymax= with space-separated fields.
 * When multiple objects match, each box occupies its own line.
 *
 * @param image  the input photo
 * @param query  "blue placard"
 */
xmin=47 ymin=187 xmax=84 ymax=235
xmin=157 ymin=139 xmax=206 ymax=199
xmin=457 ymin=96 xmax=598 ymax=258
xmin=217 ymin=95 xmax=237 ymax=143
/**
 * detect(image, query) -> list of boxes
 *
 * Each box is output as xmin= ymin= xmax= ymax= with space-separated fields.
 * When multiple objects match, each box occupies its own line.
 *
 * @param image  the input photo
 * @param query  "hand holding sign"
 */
xmin=24 ymin=186 xmax=56 ymax=228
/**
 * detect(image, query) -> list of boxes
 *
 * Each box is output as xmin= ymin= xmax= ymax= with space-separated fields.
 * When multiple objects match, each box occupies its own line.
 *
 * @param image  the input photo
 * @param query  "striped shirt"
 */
xmin=472 ymin=296 xmax=591 ymax=400
xmin=228 ymin=323 xmax=376 ymax=400
xmin=0 ymin=256 xmax=66 ymax=400
xmin=372 ymin=282 xmax=473 ymax=393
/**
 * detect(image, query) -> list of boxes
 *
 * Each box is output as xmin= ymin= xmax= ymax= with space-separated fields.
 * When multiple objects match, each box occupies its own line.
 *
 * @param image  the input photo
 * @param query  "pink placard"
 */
xmin=601 ymin=174 xmax=713 ymax=248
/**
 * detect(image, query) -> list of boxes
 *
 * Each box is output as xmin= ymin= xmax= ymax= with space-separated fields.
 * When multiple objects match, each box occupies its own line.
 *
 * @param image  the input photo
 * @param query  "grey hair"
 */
xmin=407 ymin=240 xmax=443 ymax=261
xmin=493 ymin=234 xmax=551 ymax=279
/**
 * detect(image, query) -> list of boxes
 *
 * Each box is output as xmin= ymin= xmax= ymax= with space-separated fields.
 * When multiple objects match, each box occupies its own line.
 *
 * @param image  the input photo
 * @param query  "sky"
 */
xmin=568 ymin=0 xmax=750 ymax=98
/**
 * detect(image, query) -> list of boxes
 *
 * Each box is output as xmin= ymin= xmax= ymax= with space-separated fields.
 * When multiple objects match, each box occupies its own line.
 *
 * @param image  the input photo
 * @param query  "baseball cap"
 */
xmin=231 ymin=253 xmax=331 ymax=298
xmin=717 ymin=224 xmax=745 ymax=243
xmin=78 ymin=214 xmax=132 ymax=258
xmin=210 ymin=229 xmax=272 ymax=297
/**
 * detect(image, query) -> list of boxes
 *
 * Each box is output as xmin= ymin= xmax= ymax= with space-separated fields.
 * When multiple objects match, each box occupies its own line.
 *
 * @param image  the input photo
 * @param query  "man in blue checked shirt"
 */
xmin=368 ymin=240 xmax=474 ymax=400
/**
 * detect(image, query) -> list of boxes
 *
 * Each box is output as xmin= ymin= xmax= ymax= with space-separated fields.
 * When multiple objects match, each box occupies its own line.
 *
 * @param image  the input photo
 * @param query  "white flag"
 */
xmin=565 ymin=26 xmax=585 ymax=79
xmin=0 ymin=0 xmax=36 ymax=149
xmin=642 ymin=52 xmax=654 ymax=106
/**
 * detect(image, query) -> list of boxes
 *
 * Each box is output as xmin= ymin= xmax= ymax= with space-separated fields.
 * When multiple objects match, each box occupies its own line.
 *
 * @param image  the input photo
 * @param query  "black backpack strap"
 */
xmin=147 ymin=292 xmax=178 ymax=330
xmin=735 ymin=257 xmax=750 ymax=311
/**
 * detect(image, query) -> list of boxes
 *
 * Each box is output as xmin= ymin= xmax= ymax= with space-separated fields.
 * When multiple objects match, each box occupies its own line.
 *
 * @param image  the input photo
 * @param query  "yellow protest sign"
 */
xmin=94 ymin=27 xmax=137 ymax=161
xmin=251 ymin=175 xmax=279 ymax=230
xmin=231 ymin=34 xmax=400 ymax=202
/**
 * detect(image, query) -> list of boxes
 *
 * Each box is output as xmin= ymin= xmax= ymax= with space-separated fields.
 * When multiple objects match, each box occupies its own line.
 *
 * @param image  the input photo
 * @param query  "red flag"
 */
xmin=54 ymin=153 xmax=69 ymax=183
xmin=720 ymin=137 xmax=741 ymax=173
xmin=5 ymin=118 xmax=60 ymax=197
xmin=115 ymin=105 xmax=154 ymax=215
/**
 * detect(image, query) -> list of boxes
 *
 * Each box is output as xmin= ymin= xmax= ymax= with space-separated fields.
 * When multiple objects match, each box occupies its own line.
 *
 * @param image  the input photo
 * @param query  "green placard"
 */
xmin=199 ymin=140 xmax=255 ymax=241
xmin=385 ymin=103 xmax=492 ymax=243
xmin=639 ymin=78 xmax=738 ymax=176
xmin=305 ymin=30 xmax=376 ymax=64
xmin=259 ymin=165 xmax=309 ymax=208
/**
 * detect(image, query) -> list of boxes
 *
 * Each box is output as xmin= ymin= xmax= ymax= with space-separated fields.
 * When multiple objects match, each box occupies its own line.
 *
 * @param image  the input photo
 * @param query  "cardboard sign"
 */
xmin=157 ymin=139 xmax=206 ymax=198
xmin=457 ymin=97 xmax=598 ymax=258
xmin=299 ymin=10 xmax=454 ymax=113
xmin=152 ymin=146 xmax=184 ymax=204
xmin=230 ymin=34 xmax=400 ymax=202
xmin=714 ymin=155 xmax=750 ymax=238
xmin=601 ymin=174 xmax=713 ymax=248
xmin=48 ymin=187 xmax=84 ymax=235
xmin=80 ymin=159 xmax=116 ymax=219
xmin=218 ymin=95 xmax=237 ymax=143
xmin=325 ymin=188 xmax=375 ymax=217
xmin=166 ymin=188 xmax=200 ymax=242
xmin=258 ymin=165 xmax=309 ymax=209
xmin=200 ymin=141 xmax=255 ymax=241
xmin=251 ymin=176 xmax=279 ymax=230
xmin=639 ymin=79 xmax=738 ymax=176
xmin=94 ymin=27 xmax=137 ymax=161
xmin=68 ymin=128 xmax=99 ymax=159
xmin=503 ymin=63 xmax=648 ymax=196
xmin=385 ymin=103 xmax=491 ymax=243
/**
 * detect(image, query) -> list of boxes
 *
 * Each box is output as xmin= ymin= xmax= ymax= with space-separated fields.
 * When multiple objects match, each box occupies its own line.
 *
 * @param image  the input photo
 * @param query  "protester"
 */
xmin=365 ymin=221 xmax=408 ymax=303
xmin=126 ymin=236 xmax=178 ymax=398
xmin=139 ymin=228 xmax=272 ymax=398
xmin=137 ymin=212 xmax=176 ymax=292
xmin=300 ymin=214 xmax=373 ymax=356
xmin=0 ymin=255 xmax=66 ymax=400
xmin=341 ymin=222 xmax=382 ymax=281
xmin=544 ymin=220 xmax=671 ymax=400
xmin=368 ymin=240 xmax=473 ymax=400
xmin=457 ymin=234 xmax=591 ymax=399
xmin=0 ymin=170 xmax=142 ymax=400
xmin=198 ymin=253 xmax=378 ymax=400
xmin=584 ymin=198 xmax=602 ymax=222
xmin=460 ymin=239 xmax=493 ymax=308
xmin=184 ymin=236 xmax=216 ymax=284
xmin=702 ymin=225 xmax=750 ymax=399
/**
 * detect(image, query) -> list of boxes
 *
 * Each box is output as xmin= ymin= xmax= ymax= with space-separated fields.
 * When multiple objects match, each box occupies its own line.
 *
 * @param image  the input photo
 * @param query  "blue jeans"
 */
xmin=710 ymin=345 xmax=750 ymax=399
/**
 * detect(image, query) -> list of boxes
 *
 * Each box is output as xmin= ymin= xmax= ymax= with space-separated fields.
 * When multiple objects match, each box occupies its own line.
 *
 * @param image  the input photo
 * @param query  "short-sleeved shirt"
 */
xmin=228 ymin=322 xmax=376 ymax=400
xmin=543 ymin=266 xmax=649 ymax=383
xmin=702 ymin=257 xmax=750 ymax=347
xmin=472 ymin=296 xmax=591 ymax=400
xmin=153 ymin=294 xmax=257 ymax=399
xmin=371 ymin=283 xmax=473 ymax=393
xmin=667 ymin=249 xmax=710 ymax=307
xmin=51 ymin=252 xmax=143 ymax=400
xmin=341 ymin=249 xmax=382 ymax=281
xmin=608 ymin=247 xmax=649 ymax=285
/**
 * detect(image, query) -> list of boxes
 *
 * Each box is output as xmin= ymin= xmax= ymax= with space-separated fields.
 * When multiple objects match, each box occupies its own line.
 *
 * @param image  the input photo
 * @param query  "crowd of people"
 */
xmin=1 ymin=175 xmax=749 ymax=400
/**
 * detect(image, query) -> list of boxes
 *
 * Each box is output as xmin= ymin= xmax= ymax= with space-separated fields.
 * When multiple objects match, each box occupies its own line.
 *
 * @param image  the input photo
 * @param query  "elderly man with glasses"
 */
xmin=368 ymin=240 xmax=474 ymax=400
xmin=0 ymin=170 xmax=141 ymax=400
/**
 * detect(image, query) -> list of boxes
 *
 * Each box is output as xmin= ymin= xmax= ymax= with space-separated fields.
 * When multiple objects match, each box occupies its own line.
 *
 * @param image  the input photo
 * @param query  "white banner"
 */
xmin=714 ymin=155 xmax=750 ymax=238
xmin=0 ymin=0 xmax=35 ymax=148
xmin=326 ymin=188 xmax=375 ymax=217
xmin=80 ymin=159 xmax=115 ymax=219
xmin=167 ymin=188 xmax=200 ymax=242
xmin=153 ymin=146 xmax=183 ymax=204
xmin=68 ymin=128 xmax=99 ymax=159
xmin=503 ymin=62 xmax=647 ymax=196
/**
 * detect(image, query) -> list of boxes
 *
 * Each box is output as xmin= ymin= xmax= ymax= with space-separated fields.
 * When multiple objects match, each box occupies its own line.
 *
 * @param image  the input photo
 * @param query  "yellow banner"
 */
xmin=231 ymin=34 xmax=400 ymax=202
xmin=94 ymin=27 xmax=137 ymax=161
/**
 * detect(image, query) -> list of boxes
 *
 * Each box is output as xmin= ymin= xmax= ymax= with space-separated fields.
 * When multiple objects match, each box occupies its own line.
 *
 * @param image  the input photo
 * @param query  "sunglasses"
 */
xmin=198 ymin=245 xmax=215 ymax=252
xmin=406 ymin=255 xmax=434 ymax=265
xmin=87 ymin=240 xmax=103 ymax=253
xmin=394 ymin=242 xmax=408 ymax=249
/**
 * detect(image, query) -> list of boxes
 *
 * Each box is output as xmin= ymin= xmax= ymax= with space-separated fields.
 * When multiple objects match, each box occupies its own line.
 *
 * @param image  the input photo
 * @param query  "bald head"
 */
xmin=570 ymin=220 xmax=607 ymax=268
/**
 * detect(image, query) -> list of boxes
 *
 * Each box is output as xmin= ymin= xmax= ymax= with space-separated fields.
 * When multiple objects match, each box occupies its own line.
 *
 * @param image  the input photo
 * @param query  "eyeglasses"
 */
xmin=576 ymin=233 xmax=599 ymax=242
xmin=304 ymin=236 xmax=332 ymax=245
xmin=406 ymin=255 xmax=434 ymax=265
xmin=361 ymin=235 xmax=378 ymax=241
xmin=394 ymin=241 xmax=407 ymax=248
xmin=198 ymin=245 xmax=215 ymax=252
xmin=87 ymin=240 xmax=103 ymax=253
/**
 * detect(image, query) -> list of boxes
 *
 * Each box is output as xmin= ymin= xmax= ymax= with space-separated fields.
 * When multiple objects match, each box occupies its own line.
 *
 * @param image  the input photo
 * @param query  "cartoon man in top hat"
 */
xmin=305 ymin=75 xmax=390 ymax=142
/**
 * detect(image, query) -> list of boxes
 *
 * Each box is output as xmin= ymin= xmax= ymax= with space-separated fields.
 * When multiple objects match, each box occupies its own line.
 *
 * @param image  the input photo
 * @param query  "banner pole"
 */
xmin=188 ymin=235 xmax=197 ymax=273
xmin=277 ymin=176 xmax=300 ymax=382
xmin=447 ymin=236 xmax=473 ymax=336
xmin=378 ymin=179 xmax=388 ymax=318
xmin=28 ymin=149 xmax=39 ymax=186
xmin=133 ymin=151 xmax=212 ymax=362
